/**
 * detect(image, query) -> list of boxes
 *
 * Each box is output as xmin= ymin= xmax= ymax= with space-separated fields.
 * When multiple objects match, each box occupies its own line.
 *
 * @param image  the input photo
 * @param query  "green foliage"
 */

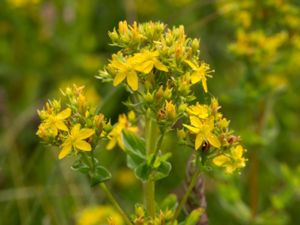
xmin=122 ymin=131 xmax=171 ymax=182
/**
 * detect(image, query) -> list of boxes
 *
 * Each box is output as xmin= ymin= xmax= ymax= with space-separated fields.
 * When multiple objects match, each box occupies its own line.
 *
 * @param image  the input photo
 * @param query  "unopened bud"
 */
xmin=165 ymin=100 xmax=176 ymax=120
xmin=156 ymin=86 xmax=164 ymax=99
xmin=128 ymin=111 xmax=136 ymax=122
xmin=144 ymin=92 xmax=154 ymax=103
xmin=191 ymin=38 xmax=200 ymax=51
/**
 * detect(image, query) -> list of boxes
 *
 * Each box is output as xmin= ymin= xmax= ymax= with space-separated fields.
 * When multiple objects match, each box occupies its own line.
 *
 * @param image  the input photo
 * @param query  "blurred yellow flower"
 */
xmin=213 ymin=145 xmax=246 ymax=173
xmin=184 ymin=116 xmax=221 ymax=150
xmin=115 ymin=168 xmax=137 ymax=187
xmin=77 ymin=205 xmax=123 ymax=225
xmin=59 ymin=124 xmax=95 ymax=159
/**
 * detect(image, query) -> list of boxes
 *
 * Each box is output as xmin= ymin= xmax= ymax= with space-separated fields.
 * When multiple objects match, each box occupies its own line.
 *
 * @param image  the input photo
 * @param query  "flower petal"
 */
xmin=57 ymin=108 xmax=71 ymax=119
xmin=154 ymin=60 xmax=168 ymax=72
xmin=212 ymin=155 xmax=229 ymax=166
xmin=202 ymin=77 xmax=208 ymax=93
xmin=183 ymin=124 xmax=200 ymax=133
xmin=127 ymin=71 xmax=138 ymax=91
xmin=79 ymin=128 xmax=95 ymax=139
xmin=190 ymin=72 xmax=201 ymax=84
xmin=195 ymin=133 xmax=204 ymax=150
xmin=106 ymin=138 xmax=117 ymax=150
xmin=74 ymin=140 xmax=92 ymax=151
xmin=71 ymin=124 xmax=81 ymax=136
xmin=185 ymin=60 xmax=198 ymax=70
xmin=58 ymin=144 xmax=72 ymax=159
xmin=134 ymin=60 xmax=153 ymax=74
xmin=113 ymin=72 xmax=127 ymax=86
xmin=231 ymin=145 xmax=244 ymax=159
xmin=207 ymin=133 xmax=221 ymax=148
xmin=55 ymin=120 xmax=68 ymax=131
xmin=190 ymin=116 xmax=202 ymax=128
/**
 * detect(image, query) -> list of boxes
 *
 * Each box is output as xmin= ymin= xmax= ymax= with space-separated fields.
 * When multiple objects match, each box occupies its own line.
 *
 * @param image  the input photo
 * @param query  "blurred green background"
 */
xmin=1 ymin=0 xmax=299 ymax=225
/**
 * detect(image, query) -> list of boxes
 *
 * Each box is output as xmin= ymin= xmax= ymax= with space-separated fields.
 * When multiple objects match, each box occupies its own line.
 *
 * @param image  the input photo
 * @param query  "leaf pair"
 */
xmin=71 ymin=155 xmax=111 ymax=186
xmin=122 ymin=131 xmax=172 ymax=182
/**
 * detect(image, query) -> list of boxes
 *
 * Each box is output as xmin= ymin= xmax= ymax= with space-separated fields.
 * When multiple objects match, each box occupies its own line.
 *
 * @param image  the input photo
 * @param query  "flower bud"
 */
xmin=37 ymin=110 xmax=48 ymax=120
xmin=94 ymin=114 xmax=104 ymax=134
xmin=178 ymin=103 xmax=187 ymax=113
xmin=136 ymin=206 xmax=145 ymax=218
xmin=163 ymin=87 xmax=172 ymax=99
xmin=108 ymin=29 xmax=119 ymax=41
xmin=103 ymin=120 xmax=112 ymax=132
xmin=219 ymin=118 xmax=230 ymax=129
xmin=191 ymin=38 xmax=200 ymax=51
xmin=165 ymin=100 xmax=176 ymax=120
xmin=177 ymin=128 xmax=186 ymax=140
xmin=144 ymin=92 xmax=154 ymax=103
xmin=211 ymin=98 xmax=220 ymax=113
xmin=128 ymin=111 xmax=136 ymax=123
xmin=51 ymin=100 xmax=61 ymax=111
xmin=156 ymin=86 xmax=164 ymax=99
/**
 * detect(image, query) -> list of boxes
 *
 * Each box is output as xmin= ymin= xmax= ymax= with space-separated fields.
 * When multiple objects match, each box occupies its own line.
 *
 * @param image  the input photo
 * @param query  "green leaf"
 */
xmin=71 ymin=159 xmax=90 ymax=174
xmin=122 ymin=131 xmax=146 ymax=169
xmin=150 ymin=152 xmax=172 ymax=169
xmin=151 ymin=160 xmax=172 ymax=181
xmin=90 ymin=166 xmax=112 ymax=186
xmin=184 ymin=208 xmax=204 ymax=225
xmin=135 ymin=162 xmax=151 ymax=182
xmin=160 ymin=194 xmax=178 ymax=211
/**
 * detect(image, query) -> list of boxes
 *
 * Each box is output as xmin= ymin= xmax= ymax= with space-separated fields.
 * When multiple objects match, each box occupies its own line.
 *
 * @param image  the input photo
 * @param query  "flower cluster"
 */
xmin=98 ymin=21 xmax=246 ymax=174
xmin=182 ymin=98 xmax=246 ymax=173
xmin=37 ymin=84 xmax=108 ymax=159
xmin=229 ymin=30 xmax=287 ymax=64
xmin=218 ymin=0 xmax=300 ymax=65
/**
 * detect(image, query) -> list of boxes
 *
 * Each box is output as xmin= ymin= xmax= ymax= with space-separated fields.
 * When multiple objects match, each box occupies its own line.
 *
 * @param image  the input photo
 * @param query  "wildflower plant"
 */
xmin=37 ymin=21 xmax=246 ymax=225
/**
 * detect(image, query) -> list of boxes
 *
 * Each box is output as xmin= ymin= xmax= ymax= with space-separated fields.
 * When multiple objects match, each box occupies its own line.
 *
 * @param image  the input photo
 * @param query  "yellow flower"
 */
xmin=213 ymin=145 xmax=246 ymax=173
xmin=185 ymin=60 xmax=212 ymax=93
xmin=186 ymin=103 xmax=210 ymax=119
xmin=37 ymin=108 xmax=71 ymax=137
xmin=184 ymin=116 xmax=221 ymax=150
xmin=132 ymin=50 xmax=168 ymax=74
xmin=59 ymin=124 xmax=95 ymax=159
xmin=109 ymin=54 xmax=139 ymax=91
xmin=106 ymin=114 xmax=137 ymax=150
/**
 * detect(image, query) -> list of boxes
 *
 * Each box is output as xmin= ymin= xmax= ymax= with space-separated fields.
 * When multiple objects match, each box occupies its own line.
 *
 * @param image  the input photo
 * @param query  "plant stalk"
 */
xmin=100 ymin=183 xmax=133 ymax=225
xmin=80 ymin=154 xmax=132 ymax=225
xmin=144 ymin=115 xmax=158 ymax=218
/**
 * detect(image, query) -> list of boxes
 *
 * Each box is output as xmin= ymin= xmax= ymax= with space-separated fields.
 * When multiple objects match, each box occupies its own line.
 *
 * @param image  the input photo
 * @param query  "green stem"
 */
xmin=99 ymin=183 xmax=133 ymax=225
xmin=144 ymin=115 xmax=158 ymax=218
xmin=149 ymin=131 xmax=165 ymax=166
xmin=172 ymin=167 xmax=201 ymax=223
xmin=80 ymin=154 xmax=132 ymax=225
